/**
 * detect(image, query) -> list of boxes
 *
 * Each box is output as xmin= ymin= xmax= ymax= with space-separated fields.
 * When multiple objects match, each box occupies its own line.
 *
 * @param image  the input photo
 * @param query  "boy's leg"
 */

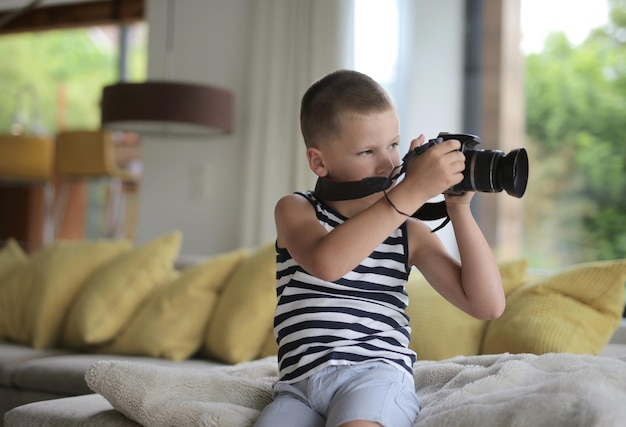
xmin=324 ymin=362 xmax=420 ymax=427
xmin=253 ymin=382 xmax=325 ymax=427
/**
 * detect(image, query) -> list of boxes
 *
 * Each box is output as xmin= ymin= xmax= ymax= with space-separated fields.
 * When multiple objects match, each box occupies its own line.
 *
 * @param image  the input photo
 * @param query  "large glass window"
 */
xmin=0 ymin=22 xmax=147 ymax=241
xmin=354 ymin=0 xmax=624 ymax=271
xmin=0 ymin=24 xmax=146 ymax=136
xmin=354 ymin=0 xmax=402 ymax=145
xmin=521 ymin=0 xmax=624 ymax=268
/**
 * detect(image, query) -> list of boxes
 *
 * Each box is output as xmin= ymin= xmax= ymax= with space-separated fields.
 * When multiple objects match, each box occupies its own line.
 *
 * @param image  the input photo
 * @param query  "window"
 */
xmin=354 ymin=0 xmax=624 ymax=271
xmin=521 ymin=0 xmax=624 ymax=269
xmin=353 ymin=0 xmax=403 ymax=148
xmin=0 ymin=24 xmax=146 ymax=136
xmin=352 ymin=0 xmax=460 ymax=253
xmin=0 ymin=20 xmax=147 ymax=242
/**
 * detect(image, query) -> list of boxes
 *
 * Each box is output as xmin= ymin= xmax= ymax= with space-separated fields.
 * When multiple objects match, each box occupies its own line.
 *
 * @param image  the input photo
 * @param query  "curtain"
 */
xmin=238 ymin=0 xmax=354 ymax=248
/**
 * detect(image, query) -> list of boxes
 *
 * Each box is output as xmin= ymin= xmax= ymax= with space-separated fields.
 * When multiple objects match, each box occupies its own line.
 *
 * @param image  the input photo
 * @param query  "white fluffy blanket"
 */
xmin=86 ymin=353 xmax=626 ymax=427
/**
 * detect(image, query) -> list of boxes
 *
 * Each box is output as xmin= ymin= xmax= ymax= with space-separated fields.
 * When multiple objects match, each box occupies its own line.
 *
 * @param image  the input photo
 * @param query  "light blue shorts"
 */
xmin=254 ymin=361 xmax=420 ymax=427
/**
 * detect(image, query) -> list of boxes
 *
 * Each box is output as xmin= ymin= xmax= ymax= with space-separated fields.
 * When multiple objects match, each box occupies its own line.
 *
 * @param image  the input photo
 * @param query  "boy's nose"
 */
xmin=376 ymin=155 xmax=397 ymax=176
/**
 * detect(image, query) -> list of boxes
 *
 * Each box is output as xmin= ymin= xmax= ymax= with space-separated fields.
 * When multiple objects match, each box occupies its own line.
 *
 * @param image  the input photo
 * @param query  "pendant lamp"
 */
xmin=100 ymin=0 xmax=234 ymax=135
xmin=101 ymin=80 xmax=233 ymax=135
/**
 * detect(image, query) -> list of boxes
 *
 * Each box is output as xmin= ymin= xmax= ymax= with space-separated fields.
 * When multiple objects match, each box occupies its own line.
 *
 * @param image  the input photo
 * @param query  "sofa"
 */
xmin=0 ymin=231 xmax=625 ymax=426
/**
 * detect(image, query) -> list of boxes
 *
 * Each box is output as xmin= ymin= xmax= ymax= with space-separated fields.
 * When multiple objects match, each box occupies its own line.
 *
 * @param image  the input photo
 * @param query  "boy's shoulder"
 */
xmin=275 ymin=192 xmax=316 ymax=215
xmin=276 ymin=191 xmax=312 ymax=205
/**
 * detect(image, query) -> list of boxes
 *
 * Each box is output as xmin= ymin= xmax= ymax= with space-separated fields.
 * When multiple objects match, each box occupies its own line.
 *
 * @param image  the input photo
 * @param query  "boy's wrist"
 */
xmin=445 ymin=201 xmax=472 ymax=219
xmin=387 ymin=182 xmax=430 ymax=216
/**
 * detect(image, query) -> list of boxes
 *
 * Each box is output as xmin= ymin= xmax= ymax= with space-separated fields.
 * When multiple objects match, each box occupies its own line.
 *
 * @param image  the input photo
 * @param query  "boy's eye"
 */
xmin=388 ymin=142 xmax=399 ymax=151
xmin=358 ymin=149 xmax=373 ymax=156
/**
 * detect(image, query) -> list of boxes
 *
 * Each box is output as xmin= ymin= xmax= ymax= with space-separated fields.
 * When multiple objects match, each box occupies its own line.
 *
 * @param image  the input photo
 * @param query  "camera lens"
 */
xmin=452 ymin=148 xmax=528 ymax=198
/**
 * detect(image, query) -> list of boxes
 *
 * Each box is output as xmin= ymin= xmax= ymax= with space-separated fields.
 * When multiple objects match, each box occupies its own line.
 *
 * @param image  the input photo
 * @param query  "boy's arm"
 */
xmin=275 ymin=191 xmax=416 ymax=282
xmin=276 ymin=137 xmax=466 ymax=282
xmin=409 ymin=194 xmax=505 ymax=320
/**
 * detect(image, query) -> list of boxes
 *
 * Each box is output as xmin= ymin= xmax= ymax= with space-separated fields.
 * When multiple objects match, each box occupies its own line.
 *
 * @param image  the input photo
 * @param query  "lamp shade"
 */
xmin=100 ymin=81 xmax=234 ymax=135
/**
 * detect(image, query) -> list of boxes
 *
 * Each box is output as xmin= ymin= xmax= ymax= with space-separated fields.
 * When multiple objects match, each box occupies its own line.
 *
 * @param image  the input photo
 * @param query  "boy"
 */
xmin=254 ymin=70 xmax=505 ymax=427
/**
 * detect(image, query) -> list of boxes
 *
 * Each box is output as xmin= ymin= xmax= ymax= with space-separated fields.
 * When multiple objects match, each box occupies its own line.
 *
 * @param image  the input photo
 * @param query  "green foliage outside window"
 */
xmin=524 ymin=0 xmax=626 ymax=267
xmin=0 ymin=25 xmax=146 ymax=136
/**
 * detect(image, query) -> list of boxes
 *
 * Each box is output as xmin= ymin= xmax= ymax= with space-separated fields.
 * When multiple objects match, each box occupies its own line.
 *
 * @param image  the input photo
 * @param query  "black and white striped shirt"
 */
xmin=274 ymin=191 xmax=416 ymax=383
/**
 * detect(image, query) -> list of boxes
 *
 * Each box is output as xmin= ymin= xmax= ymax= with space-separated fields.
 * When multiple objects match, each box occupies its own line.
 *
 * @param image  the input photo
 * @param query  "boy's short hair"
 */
xmin=300 ymin=69 xmax=394 ymax=148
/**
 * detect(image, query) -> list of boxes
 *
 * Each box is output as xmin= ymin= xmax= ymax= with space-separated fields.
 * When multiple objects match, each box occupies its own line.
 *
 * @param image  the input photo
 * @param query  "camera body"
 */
xmin=404 ymin=133 xmax=528 ymax=198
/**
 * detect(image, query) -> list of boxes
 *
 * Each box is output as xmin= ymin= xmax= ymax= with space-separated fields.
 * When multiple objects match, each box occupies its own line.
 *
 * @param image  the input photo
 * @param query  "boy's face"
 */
xmin=308 ymin=109 xmax=401 ymax=183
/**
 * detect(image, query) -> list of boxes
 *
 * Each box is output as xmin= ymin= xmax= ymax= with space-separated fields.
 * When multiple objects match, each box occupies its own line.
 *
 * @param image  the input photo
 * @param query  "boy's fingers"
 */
xmin=444 ymin=139 xmax=461 ymax=151
xmin=409 ymin=134 xmax=426 ymax=149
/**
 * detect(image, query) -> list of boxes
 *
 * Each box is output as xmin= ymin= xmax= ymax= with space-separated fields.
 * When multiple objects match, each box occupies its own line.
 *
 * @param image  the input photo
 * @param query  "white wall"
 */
xmin=136 ymin=0 xmax=251 ymax=256
xmin=137 ymin=0 xmax=466 ymax=257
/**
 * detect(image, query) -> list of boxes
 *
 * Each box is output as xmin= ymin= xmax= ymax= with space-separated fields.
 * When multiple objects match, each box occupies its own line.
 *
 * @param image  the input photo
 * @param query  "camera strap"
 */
xmin=314 ymin=176 xmax=389 ymax=201
xmin=413 ymin=201 xmax=450 ymax=232
xmin=313 ymin=170 xmax=451 ymax=232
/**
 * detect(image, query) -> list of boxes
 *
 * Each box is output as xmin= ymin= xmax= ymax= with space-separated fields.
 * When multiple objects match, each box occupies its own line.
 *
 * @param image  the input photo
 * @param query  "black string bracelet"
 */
xmin=383 ymin=188 xmax=411 ymax=217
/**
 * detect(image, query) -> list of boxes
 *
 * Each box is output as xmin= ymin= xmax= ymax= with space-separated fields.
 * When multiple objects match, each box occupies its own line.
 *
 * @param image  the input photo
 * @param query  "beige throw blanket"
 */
xmin=86 ymin=353 xmax=626 ymax=427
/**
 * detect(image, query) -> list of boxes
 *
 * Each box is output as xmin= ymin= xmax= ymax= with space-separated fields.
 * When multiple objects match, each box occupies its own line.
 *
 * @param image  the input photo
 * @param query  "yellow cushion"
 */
xmin=0 ymin=238 xmax=28 ymax=338
xmin=406 ymin=272 xmax=486 ymax=360
xmin=482 ymin=259 xmax=626 ymax=355
xmin=0 ymin=240 xmax=131 ymax=348
xmin=0 ymin=238 xmax=27 ymax=282
xmin=203 ymin=242 xmax=276 ymax=363
xmin=62 ymin=231 xmax=182 ymax=348
xmin=499 ymin=258 xmax=529 ymax=294
xmin=98 ymin=248 xmax=247 ymax=360
xmin=257 ymin=329 xmax=279 ymax=358
xmin=407 ymin=258 xmax=529 ymax=360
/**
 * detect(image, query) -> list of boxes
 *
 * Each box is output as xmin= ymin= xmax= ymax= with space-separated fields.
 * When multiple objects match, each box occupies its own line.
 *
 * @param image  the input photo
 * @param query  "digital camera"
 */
xmin=405 ymin=133 xmax=529 ymax=198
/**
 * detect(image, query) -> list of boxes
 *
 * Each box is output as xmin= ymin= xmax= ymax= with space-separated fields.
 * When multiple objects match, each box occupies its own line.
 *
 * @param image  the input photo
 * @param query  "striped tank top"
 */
xmin=274 ymin=191 xmax=417 ymax=384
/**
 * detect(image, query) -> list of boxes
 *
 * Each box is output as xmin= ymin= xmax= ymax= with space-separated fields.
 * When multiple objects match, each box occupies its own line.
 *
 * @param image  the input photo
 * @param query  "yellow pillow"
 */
xmin=481 ymin=259 xmax=626 ymax=355
xmin=62 ymin=231 xmax=182 ymax=348
xmin=0 ymin=238 xmax=27 ymax=338
xmin=499 ymin=258 xmax=529 ymax=294
xmin=407 ymin=258 xmax=529 ymax=360
xmin=203 ymin=242 xmax=276 ymax=363
xmin=0 ymin=238 xmax=27 ymax=282
xmin=257 ymin=329 xmax=279 ymax=359
xmin=98 ymin=248 xmax=247 ymax=360
xmin=0 ymin=240 xmax=131 ymax=347
xmin=406 ymin=272 xmax=487 ymax=360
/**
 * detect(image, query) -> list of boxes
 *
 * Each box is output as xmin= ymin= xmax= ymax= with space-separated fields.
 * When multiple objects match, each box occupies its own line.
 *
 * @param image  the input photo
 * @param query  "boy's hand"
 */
xmin=444 ymin=190 xmax=474 ymax=205
xmin=402 ymin=135 xmax=465 ymax=200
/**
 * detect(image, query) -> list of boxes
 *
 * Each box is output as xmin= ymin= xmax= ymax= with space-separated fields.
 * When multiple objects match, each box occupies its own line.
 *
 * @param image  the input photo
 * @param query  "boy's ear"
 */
xmin=306 ymin=147 xmax=328 ymax=177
